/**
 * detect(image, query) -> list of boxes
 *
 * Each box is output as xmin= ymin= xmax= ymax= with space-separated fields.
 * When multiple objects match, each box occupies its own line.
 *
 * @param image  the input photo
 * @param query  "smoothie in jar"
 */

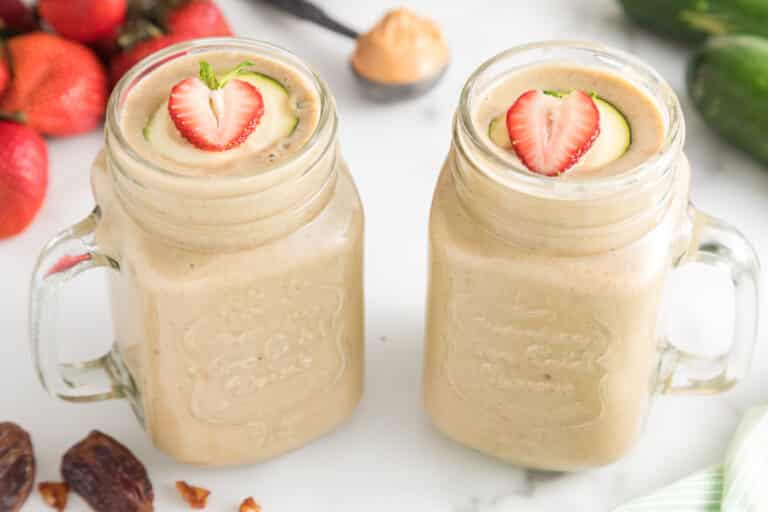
xmin=424 ymin=43 xmax=710 ymax=470
xmin=85 ymin=40 xmax=365 ymax=466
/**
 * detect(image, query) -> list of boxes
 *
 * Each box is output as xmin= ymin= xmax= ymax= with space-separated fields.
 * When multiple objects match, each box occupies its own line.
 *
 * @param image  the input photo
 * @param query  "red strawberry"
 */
xmin=91 ymin=26 xmax=121 ymax=61
xmin=168 ymin=61 xmax=263 ymax=151
xmin=0 ymin=56 xmax=9 ymax=98
xmin=38 ymin=0 xmax=127 ymax=44
xmin=0 ymin=0 xmax=38 ymax=32
xmin=109 ymin=33 xmax=191 ymax=87
xmin=506 ymin=90 xmax=600 ymax=176
xmin=46 ymin=253 xmax=91 ymax=276
xmin=167 ymin=0 xmax=232 ymax=38
xmin=0 ymin=121 xmax=48 ymax=238
xmin=0 ymin=33 xmax=108 ymax=136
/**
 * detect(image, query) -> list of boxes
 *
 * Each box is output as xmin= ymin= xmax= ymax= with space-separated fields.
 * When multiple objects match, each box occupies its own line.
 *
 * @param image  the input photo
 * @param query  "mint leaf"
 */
xmin=198 ymin=60 xmax=256 ymax=90
xmin=199 ymin=61 xmax=219 ymax=89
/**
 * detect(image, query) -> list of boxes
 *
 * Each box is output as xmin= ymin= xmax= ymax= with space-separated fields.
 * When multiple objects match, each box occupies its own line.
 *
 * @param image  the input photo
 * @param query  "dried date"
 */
xmin=0 ymin=422 xmax=35 ymax=512
xmin=61 ymin=430 xmax=153 ymax=512
xmin=239 ymin=497 xmax=261 ymax=512
xmin=38 ymin=481 xmax=69 ymax=510
xmin=175 ymin=481 xmax=210 ymax=509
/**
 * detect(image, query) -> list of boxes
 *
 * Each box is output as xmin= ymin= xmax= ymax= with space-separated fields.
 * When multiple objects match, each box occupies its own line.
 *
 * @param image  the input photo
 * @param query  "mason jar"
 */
xmin=29 ymin=39 xmax=365 ymax=466
xmin=423 ymin=41 xmax=760 ymax=471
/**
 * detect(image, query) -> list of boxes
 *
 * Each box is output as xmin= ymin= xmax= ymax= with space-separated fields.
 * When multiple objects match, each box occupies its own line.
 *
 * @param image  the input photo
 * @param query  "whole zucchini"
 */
xmin=618 ymin=0 xmax=768 ymax=42
xmin=687 ymin=35 xmax=768 ymax=165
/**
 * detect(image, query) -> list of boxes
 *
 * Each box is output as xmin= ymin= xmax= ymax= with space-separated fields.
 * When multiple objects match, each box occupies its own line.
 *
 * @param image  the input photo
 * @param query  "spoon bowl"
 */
xmin=262 ymin=0 xmax=447 ymax=102
xmin=351 ymin=64 xmax=448 ymax=103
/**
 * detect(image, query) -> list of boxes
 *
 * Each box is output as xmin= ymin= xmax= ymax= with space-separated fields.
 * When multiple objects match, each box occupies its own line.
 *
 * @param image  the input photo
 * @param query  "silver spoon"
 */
xmin=261 ymin=0 xmax=447 ymax=102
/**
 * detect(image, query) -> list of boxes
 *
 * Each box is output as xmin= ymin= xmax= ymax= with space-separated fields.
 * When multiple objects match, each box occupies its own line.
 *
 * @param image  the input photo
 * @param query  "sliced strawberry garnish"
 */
xmin=506 ymin=90 xmax=600 ymax=176
xmin=168 ymin=61 xmax=264 ymax=151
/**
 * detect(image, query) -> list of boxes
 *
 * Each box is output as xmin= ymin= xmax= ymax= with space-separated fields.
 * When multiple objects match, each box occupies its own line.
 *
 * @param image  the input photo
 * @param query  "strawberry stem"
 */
xmin=198 ymin=60 xmax=256 ymax=90
xmin=0 ymin=111 xmax=26 ymax=124
xmin=117 ymin=18 xmax=164 ymax=50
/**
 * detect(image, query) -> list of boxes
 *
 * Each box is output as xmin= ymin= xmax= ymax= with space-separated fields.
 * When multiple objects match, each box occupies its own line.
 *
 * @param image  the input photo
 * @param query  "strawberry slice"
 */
xmin=168 ymin=61 xmax=264 ymax=151
xmin=506 ymin=89 xmax=600 ymax=176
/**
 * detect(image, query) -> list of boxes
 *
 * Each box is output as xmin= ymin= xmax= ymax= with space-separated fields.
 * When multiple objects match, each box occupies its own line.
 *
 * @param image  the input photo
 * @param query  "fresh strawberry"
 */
xmin=167 ymin=0 xmax=232 ymax=38
xmin=506 ymin=90 xmax=600 ymax=176
xmin=91 ymin=26 xmax=121 ymax=61
xmin=0 ymin=33 xmax=108 ymax=136
xmin=0 ymin=0 xmax=38 ymax=32
xmin=168 ymin=61 xmax=263 ymax=151
xmin=38 ymin=0 xmax=127 ymax=44
xmin=109 ymin=33 xmax=190 ymax=86
xmin=46 ymin=253 xmax=91 ymax=276
xmin=0 ymin=121 xmax=47 ymax=238
xmin=107 ymin=0 xmax=233 ymax=86
xmin=0 ymin=55 xmax=9 ymax=98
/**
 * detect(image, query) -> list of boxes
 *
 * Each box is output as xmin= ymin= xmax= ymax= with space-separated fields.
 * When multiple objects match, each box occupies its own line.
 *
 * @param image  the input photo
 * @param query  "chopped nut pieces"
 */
xmin=39 ymin=481 xmax=69 ymax=510
xmin=61 ymin=430 xmax=154 ymax=512
xmin=239 ymin=497 xmax=262 ymax=512
xmin=176 ymin=481 xmax=210 ymax=509
xmin=0 ymin=422 xmax=36 ymax=512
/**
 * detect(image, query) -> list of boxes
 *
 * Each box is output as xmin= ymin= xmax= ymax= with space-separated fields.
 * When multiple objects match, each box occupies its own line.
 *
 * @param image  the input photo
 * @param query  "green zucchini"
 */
xmin=618 ymin=0 xmax=768 ymax=42
xmin=687 ymin=35 xmax=768 ymax=165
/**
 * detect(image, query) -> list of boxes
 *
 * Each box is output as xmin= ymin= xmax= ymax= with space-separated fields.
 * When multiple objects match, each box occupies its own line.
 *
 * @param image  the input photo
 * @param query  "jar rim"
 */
xmin=106 ymin=37 xmax=336 ymax=185
xmin=456 ymin=40 xmax=685 ymax=200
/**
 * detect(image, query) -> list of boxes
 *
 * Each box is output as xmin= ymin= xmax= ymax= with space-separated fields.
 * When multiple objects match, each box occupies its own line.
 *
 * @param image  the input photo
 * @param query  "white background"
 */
xmin=2 ymin=0 xmax=767 ymax=510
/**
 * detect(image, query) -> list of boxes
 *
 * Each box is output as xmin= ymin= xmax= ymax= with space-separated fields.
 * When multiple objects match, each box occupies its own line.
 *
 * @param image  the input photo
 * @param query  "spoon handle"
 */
xmin=262 ymin=0 xmax=360 ymax=39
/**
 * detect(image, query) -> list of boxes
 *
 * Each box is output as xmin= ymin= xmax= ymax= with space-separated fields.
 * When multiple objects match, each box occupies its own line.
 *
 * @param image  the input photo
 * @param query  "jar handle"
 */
xmin=658 ymin=204 xmax=760 ymax=394
xmin=29 ymin=207 xmax=127 ymax=402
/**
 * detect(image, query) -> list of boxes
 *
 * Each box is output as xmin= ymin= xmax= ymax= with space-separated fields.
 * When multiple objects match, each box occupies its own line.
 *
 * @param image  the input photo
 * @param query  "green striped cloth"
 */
xmin=614 ymin=406 xmax=768 ymax=512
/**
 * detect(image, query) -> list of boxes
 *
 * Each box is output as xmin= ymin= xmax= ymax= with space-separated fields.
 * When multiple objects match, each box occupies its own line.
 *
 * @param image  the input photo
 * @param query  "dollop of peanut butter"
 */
xmin=351 ymin=7 xmax=449 ymax=85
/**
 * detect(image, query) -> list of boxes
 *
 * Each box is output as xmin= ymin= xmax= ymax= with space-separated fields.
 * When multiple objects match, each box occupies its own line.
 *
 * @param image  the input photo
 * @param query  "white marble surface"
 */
xmin=1 ymin=0 xmax=767 ymax=510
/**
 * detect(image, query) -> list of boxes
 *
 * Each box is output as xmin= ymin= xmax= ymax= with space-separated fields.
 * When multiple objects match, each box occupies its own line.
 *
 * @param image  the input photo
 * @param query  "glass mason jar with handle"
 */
xmin=423 ymin=41 xmax=760 ymax=471
xmin=29 ymin=39 xmax=365 ymax=466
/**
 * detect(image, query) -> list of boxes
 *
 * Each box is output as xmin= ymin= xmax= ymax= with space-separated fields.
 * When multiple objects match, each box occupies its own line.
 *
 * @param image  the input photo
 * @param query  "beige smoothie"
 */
xmin=425 ymin=60 xmax=691 ymax=470
xmin=93 ymin=44 xmax=364 ymax=466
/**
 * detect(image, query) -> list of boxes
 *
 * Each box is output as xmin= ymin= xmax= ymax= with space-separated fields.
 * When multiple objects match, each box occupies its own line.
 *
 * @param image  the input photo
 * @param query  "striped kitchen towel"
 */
xmin=614 ymin=406 xmax=768 ymax=512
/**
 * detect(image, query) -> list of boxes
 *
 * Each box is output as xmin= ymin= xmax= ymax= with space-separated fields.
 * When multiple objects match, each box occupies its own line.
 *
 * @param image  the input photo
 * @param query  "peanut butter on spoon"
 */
xmin=351 ymin=7 xmax=450 ymax=85
xmin=264 ymin=1 xmax=450 ymax=101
